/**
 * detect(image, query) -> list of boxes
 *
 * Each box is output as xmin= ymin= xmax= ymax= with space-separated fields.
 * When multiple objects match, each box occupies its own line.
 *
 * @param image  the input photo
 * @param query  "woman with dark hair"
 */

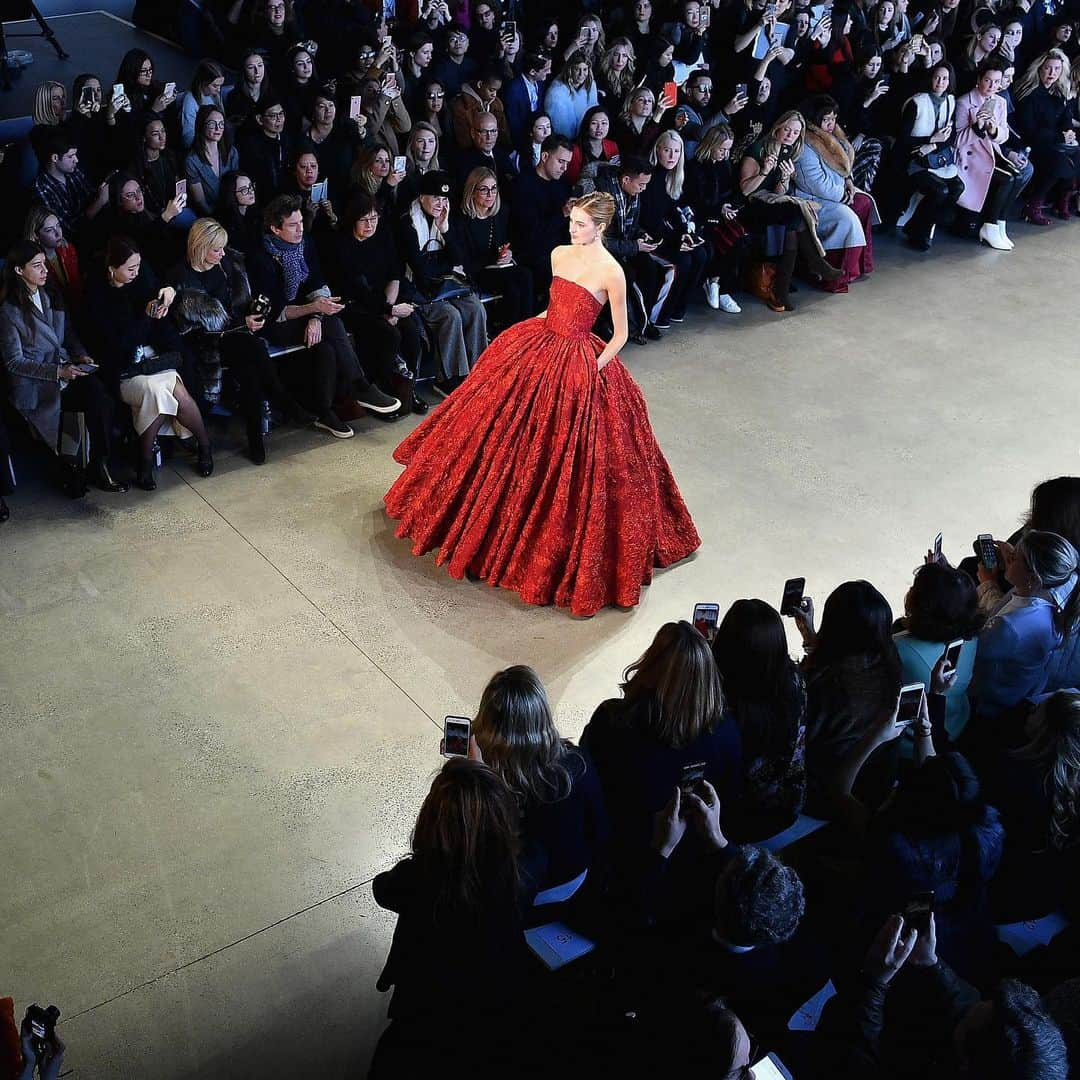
xmin=184 ymin=106 xmax=239 ymax=216
xmin=511 ymin=111 xmax=552 ymax=172
xmin=67 ymin=74 xmax=110 ymax=183
xmin=473 ymin=665 xmax=608 ymax=894
xmin=330 ymin=194 xmax=427 ymax=417
xmin=131 ymin=117 xmax=190 ymax=227
xmin=371 ymin=759 xmax=530 ymax=1074
xmin=568 ymin=105 xmax=620 ymax=184
xmin=230 ymin=0 xmax=297 ymax=74
xmin=178 ymin=59 xmax=226 ymax=149
xmin=974 ymin=531 xmax=1080 ymax=718
xmin=301 ymin=91 xmax=362 ymax=199
xmin=216 ymin=172 xmax=263 ymax=259
xmin=896 ymin=62 xmax=966 ymax=250
xmin=282 ymin=46 xmax=322 ymax=135
xmin=581 ymin=621 xmax=741 ymax=862
xmin=224 ymin=50 xmax=269 ymax=133
xmin=114 ymin=49 xmax=175 ymax=118
xmin=805 ymin=4 xmax=859 ymax=118
xmin=795 ymin=579 xmax=903 ymax=814
xmin=85 ymin=172 xmax=187 ymax=271
xmin=83 ymin=235 xmax=212 ymax=488
xmin=795 ymin=94 xmax=878 ymax=292
xmin=895 ymin=563 xmax=984 ymax=743
xmin=713 ymin=599 xmax=807 ymax=837
xmin=0 ymin=241 xmax=127 ymax=495
xmin=280 ymin=150 xmax=339 ymax=235
xmin=401 ymin=32 xmax=436 ymax=116
xmin=458 ymin=167 xmax=535 ymax=328
xmin=416 ymin=79 xmax=454 ymax=144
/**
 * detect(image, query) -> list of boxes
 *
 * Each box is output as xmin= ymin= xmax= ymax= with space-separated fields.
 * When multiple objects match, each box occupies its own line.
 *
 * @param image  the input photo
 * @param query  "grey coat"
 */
xmin=0 ymin=289 xmax=87 ymax=450
xmin=793 ymin=144 xmax=867 ymax=251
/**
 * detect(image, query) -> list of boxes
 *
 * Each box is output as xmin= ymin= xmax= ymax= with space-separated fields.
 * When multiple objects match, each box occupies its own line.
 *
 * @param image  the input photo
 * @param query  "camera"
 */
xmin=25 ymin=1004 xmax=60 ymax=1059
xmin=250 ymin=294 xmax=272 ymax=318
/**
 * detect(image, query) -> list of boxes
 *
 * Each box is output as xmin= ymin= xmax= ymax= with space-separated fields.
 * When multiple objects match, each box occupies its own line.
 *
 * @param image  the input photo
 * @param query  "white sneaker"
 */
xmin=703 ymin=279 xmax=720 ymax=309
xmin=716 ymin=293 xmax=742 ymax=313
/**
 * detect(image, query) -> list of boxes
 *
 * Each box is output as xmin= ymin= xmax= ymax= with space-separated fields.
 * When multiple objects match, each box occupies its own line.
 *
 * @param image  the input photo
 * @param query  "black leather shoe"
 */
xmin=196 ymin=444 xmax=214 ymax=478
xmin=411 ymin=394 xmax=429 ymax=415
xmin=247 ymin=422 xmax=268 ymax=465
xmin=644 ymin=324 xmax=663 ymax=341
xmin=0 ymin=497 xmax=9 ymax=523
xmin=93 ymin=462 xmax=129 ymax=493
xmin=135 ymin=459 xmax=157 ymax=491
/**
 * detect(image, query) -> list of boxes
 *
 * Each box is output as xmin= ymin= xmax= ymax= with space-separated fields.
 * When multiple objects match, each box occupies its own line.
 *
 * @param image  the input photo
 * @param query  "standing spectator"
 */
xmin=504 ymin=51 xmax=552 ymax=145
xmin=184 ymin=105 xmax=239 ymax=215
xmin=224 ymin=50 xmax=270 ymax=131
xmin=431 ymin=26 xmax=476 ymax=99
xmin=544 ymin=51 xmax=600 ymax=139
xmin=509 ymin=134 xmax=572 ymax=299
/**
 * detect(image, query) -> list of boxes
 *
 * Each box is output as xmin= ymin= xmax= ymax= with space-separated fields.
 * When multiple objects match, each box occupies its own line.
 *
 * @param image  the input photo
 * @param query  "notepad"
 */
xmin=524 ymin=921 xmax=596 ymax=970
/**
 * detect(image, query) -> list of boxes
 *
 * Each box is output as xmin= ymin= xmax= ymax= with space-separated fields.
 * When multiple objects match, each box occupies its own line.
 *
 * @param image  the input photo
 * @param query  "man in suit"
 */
xmin=455 ymin=111 xmax=517 ymax=191
xmin=503 ymin=51 xmax=552 ymax=146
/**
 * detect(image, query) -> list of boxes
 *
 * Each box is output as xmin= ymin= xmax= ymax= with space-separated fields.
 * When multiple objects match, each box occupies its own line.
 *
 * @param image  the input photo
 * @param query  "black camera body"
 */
xmin=249 ymin=294 xmax=272 ymax=318
xmin=25 ymin=1003 xmax=60 ymax=1058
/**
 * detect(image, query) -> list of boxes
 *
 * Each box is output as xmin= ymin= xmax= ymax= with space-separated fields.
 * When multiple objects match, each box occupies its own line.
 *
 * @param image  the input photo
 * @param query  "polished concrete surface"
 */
xmin=2 ymin=227 xmax=1077 ymax=1077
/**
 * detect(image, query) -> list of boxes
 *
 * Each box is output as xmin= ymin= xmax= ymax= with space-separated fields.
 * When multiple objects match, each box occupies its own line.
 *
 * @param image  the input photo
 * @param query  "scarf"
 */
xmin=805 ymin=122 xmax=855 ymax=179
xmin=263 ymin=233 xmax=308 ymax=302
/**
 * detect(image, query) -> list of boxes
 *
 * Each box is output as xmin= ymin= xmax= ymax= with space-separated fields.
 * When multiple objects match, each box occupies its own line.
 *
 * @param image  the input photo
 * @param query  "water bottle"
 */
xmin=259 ymin=400 xmax=273 ymax=436
xmin=152 ymin=441 xmax=162 ymax=469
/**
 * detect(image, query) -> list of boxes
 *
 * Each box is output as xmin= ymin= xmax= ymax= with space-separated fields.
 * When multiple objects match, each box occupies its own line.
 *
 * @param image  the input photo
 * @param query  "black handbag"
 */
xmin=118 ymin=348 xmax=182 ymax=381
xmin=924 ymin=145 xmax=955 ymax=170
xmin=428 ymin=274 xmax=472 ymax=302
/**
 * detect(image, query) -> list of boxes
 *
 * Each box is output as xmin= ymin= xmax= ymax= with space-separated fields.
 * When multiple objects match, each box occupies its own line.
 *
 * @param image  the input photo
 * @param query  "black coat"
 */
xmin=508 ymin=167 xmax=570 ymax=271
xmin=245 ymin=234 xmax=329 ymax=323
xmin=397 ymin=208 xmax=470 ymax=297
xmin=328 ymin=223 xmax=419 ymax=314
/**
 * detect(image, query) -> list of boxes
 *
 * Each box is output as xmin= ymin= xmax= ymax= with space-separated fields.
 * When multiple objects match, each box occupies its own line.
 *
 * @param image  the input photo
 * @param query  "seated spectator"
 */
xmin=397 ymin=121 xmax=442 ymax=205
xmin=456 ymin=109 xmax=517 ymax=190
xmin=510 ymin=110 xmax=552 ymax=173
xmin=28 ymin=80 xmax=67 ymax=164
xmin=22 ymin=207 xmax=84 ymax=313
xmin=223 ymin=50 xmax=270 ymax=132
xmin=953 ymin=60 xmax=1026 ymax=249
xmin=352 ymin=144 xmax=407 ymax=214
xmin=451 ymin=68 xmax=510 ymax=149
xmin=896 ymin=64 xmax=967 ymax=251
xmin=33 ymin=132 xmax=107 ymax=244
xmin=563 ymin=14 xmax=606 ymax=68
xmin=184 ymin=106 xmax=240 ymax=216
xmin=130 ymin=116 xmax=195 ymax=230
xmin=370 ymin=758 xmax=531 ymax=1076
xmin=83 ymin=235 xmax=212 ymax=487
xmin=794 ymin=579 xmax=903 ymax=814
xmin=642 ymin=130 xmax=709 ymax=326
xmin=414 ymin=78 xmax=453 ymax=145
xmin=237 ymin=97 xmax=293 ymax=202
xmin=458 ymin=167 xmax=535 ymax=327
xmin=504 ymin=52 xmax=552 ymax=146
xmin=796 ymin=94 xmax=878 ymax=292
xmin=300 ymin=90 xmax=362 ymax=199
xmin=177 ymin=60 xmax=226 ymax=149
xmin=713 ymin=599 xmax=807 ymax=837
xmin=215 ymin=172 xmax=263 ymax=259
xmin=281 ymin=150 xmax=339 ymax=234
xmin=509 ymin=134 xmax=573 ymax=299
xmin=330 ymin=195 xmax=426 ymax=417
xmin=246 ymin=194 xmax=399 ymax=437
xmin=595 ymin=38 xmax=637 ymax=110
xmin=112 ymin=48 xmax=176 ymax=147
xmin=357 ymin=75 xmax=412 ymax=159
xmin=176 ymin=217 xmax=312 ymax=465
xmin=567 ymin=105 xmax=620 ymax=184
xmin=672 ymin=69 xmax=740 ymax=158
xmin=281 ymin=46 xmax=322 ymax=134
xmin=0 ymin=241 xmax=126 ymax=495
xmin=86 ymin=172 xmax=187 ymax=271
xmin=430 ymin=26 xmax=476 ymax=100
xmin=1013 ymin=49 xmax=1079 ymax=224
xmin=67 ymin=74 xmax=110 ymax=184
xmin=954 ymin=22 xmax=1004 ymax=89
xmin=398 ymin=171 xmax=488 ymax=397
xmin=895 ymin=562 xmax=983 ymax=744
xmin=544 ymin=52 xmax=600 ymax=139
xmin=613 ymin=84 xmax=669 ymax=160
xmin=684 ymin=124 xmax=745 ymax=314
xmin=580 ymin=620 xmax=742 ymax=871
xmin=973 ymin=530 xmax=1080 ymax=719
xmin=471 ymin=665 xmax=608 ymax=894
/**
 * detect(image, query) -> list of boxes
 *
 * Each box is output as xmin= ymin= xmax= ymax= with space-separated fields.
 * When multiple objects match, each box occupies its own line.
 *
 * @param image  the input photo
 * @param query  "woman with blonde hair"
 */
xmin=385 ymin=190 xmax=700 ymax=615
xmin=1014 ymin=48 xmax=1080 ymax=222
xmin=473 ymin=665 xmax=608 ymax=892
xmin=458 ymin=167 xmax=534 ymax=325
xmin=596 ymin=37 xmax=637 ymax=107
xmin=398 ymin=120 xmax=442 ymax=204
xmin=351 ymin=144 xmax=406 ymax=209
xmin=28 ymin=80 xmax=66 ymax=163
xmin=614 ymin=83 xmax=672 ymax=158
xmin=581 ymin=621 xmax=739 ymax=860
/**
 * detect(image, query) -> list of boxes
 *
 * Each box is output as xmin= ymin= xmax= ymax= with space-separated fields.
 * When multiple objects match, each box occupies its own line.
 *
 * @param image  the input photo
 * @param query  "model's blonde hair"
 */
xmin=571 ymin=189 xmax=615 ymax=229
xmin=187 ymin=217 xmax=229 ymax=269
xmin=461 ymin=167 xmax=501 ymax=217
xmin=1015 ymin=48 xmax=1073 ymax=100
xmin=32 ymin=81 xmax=65 ymax=126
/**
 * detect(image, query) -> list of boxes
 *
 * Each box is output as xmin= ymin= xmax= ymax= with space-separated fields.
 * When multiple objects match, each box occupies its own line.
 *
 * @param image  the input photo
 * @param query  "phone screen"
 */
xmin=350 ymin=95 xmax=363 ymax=119
xmin=749 ymin=1055 xmax=787 ymax=1080
xmin=679 ymin=760 xmax=707 ymax=792
xmin=175 ymin=179 xmax=187 ymax=199
xmin=736 ymin=82 xmax=748 ymax=97
xmin=780 ymin=577 xmax=805 ymax=616
xmin=443 ymin=716 xmax=471 ymax=756
xmin=663 ymin=80 xmax=678 ymax=104
xmin=945 ymin=639 xmax=964 ymax=670
xmin=112 ymin=83 xmax=125 ymax=102
xmin=896 ymin=684 xmax=925 ymax=727
xmin=904 ymin=890 xmax=934 ymax=932
xmin=976 ymin=534 xmax=998 ymax=570
xmin=692 ymin=602 xmax=720 ymax=638
xmin=393 ymin=155 xmax=407 ymax=173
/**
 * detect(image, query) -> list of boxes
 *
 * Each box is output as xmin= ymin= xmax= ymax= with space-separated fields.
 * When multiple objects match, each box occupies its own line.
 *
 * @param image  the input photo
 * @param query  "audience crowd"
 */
xmin=371 ymin=474 xmax=1080 ymax=1078
xmin=1 ymin=0 xmax=1079 ymax=521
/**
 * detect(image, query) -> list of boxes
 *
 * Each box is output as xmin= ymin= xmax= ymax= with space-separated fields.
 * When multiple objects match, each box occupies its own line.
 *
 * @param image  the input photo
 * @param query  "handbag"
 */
xmin=429 ymin=274 xmax=471 ymax=302
xmin=924 ymin=144 xmax=955 ymax=170
xmin=745 ymin=259 xmax=779 ymax=306
xmin=118 ymin=346 xmax=182 ymax=381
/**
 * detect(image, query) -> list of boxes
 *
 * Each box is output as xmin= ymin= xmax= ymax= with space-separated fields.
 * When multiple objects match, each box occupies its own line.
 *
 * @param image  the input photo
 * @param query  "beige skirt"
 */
xmin=120 ymin=370 xmax=192 ymax=438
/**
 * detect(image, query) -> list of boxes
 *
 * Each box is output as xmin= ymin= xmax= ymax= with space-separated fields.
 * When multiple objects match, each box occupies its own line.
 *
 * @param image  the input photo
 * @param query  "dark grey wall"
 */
xmin=34 ymin=1 xmax=135 ymax=18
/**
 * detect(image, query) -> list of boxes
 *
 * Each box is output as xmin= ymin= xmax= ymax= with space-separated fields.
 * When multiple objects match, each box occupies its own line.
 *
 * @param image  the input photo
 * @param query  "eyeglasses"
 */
xmin=263 ymin=109 xmax=285 ymax=119
xmin=427 ymin=91 xmax=445 ymax=98
xmin=358 ymin=212 xmax=380 ymax=223
xmin=120 ymin=186 xmax=142 ymax=200
xmin=236 ymin=184 xmax=255 ymax=195
xmin=139 ymin=65 xmax=153 ymax=76
xmin=475 ymin=127 xmax=497 ymax=136
xmin=205 ymin=119 xmax=225 ymax=130
xmin=267 ymin=2 xmax=286 ymax=11
xmin=476 ymin=184 xmax=497 ymax=194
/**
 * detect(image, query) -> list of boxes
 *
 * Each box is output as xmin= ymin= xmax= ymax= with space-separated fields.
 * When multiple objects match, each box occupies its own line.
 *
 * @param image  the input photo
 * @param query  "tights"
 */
xmin=138 ymin=381 xmax=209 ymax=465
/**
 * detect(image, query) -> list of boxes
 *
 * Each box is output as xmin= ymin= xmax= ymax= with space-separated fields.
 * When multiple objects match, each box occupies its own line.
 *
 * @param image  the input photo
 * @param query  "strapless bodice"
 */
xmin=543 ymin=276 xmax=603 ymax=337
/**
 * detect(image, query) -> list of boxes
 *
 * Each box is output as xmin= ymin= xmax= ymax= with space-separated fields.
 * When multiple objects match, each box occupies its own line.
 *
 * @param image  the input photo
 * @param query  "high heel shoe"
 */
xmin=92 ymin=461 xmax=129 ymax=493
xmin=135 ymin=457 xmax=157 ymax=491
xmin=196 ymin=444 xmax=214 ymax=478
xmin=246 ymin=420 xmax=268 ymax=466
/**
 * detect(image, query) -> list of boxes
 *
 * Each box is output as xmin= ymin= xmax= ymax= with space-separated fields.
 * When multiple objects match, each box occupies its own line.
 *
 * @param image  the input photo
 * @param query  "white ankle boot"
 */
xmin=996 ymin=220 xmax=1015 ymax=249
xmin=979 ymin=222 xmax=1010 ymax=250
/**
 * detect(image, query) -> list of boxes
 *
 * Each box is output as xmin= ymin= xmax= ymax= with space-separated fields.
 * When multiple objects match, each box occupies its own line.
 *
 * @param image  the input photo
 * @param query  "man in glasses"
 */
xmin=450 ymin=67 xmax=508 ymax=150
xmin=431 ymin=27 xmax=475 ymax=98
xmin=455 ymin=112 xmax=516 ymax=190
xmin=239 ymin=95 xmax=292 ymax=200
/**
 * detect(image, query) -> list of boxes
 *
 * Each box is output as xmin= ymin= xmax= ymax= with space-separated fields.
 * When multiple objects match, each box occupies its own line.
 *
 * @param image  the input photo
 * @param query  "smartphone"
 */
xmin=443 ymin=715 xmax=471 ymax=757
xmin=393 ymin=154 xmax=407 ymax=173
xmin=896 ymin=683 xmax=926 ymax=728
xmin=975 ymin=533 xmax=998 ymax=571
xmin=780 ymin=576 xmax=805 ymax=617
xmin=878 ymin=74 xmax=891 ymax=86
xmin=692 ymin=602 xmax=720 ymax=639
xmin=932 ymin=531 xmax=943 ymax=563
xmin=736 ymin=82 xmax=749 ymax=97
xmin=350 ymin=95 xmax=363 ymax=119
xmin=310 ymin=179 xmax=328 ymax=203
xmin=383 ymin=72 xmax=398 ymax=92
xmin=765 ymin=1 xmax=777 ymax=16
xmin=904 ymin=890 xmax=934 ymax=933
xmin=501 ymin=19 xmax=517 ymax=36
xmin=663 ymin=80 xmax=678 ymax=104
xmin=749 ymin=1055 xmax=788 ymax=1080
xmin=112 ymin=83 xmax=125 ymax=103
xmin=700 ymin=4 xmax=711 ymax=25
xmin=75 ymin=362 xmax=99 ymax=373
xmin=679 ymin=760 xmax=707 ymax=793
xmin=164 ymin=81 xmax=176 ymax=99
xmin=149 ymin=298 xmax=166 ymax=318
xmin=80 ymin=84 xmax=94 ymax=107
xmin=174 ymin=179 xmax=187 ymax=200
xmin=944 ymin=638 xmax=964 ymax=671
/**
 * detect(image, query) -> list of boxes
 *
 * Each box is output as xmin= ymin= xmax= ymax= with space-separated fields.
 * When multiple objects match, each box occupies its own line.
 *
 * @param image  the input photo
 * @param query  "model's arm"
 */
xmin=596 ymin=263 xmax=628 ymax=370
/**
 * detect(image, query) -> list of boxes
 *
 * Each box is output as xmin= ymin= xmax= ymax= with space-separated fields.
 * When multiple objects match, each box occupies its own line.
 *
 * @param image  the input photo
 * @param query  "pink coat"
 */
xmin=954 ymin=90 xmax=1009 ymax=212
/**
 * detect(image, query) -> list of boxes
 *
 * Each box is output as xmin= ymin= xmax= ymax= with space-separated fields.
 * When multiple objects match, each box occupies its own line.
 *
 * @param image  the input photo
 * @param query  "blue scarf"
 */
xmin=264 ymin=233 xmax=309 ymax=302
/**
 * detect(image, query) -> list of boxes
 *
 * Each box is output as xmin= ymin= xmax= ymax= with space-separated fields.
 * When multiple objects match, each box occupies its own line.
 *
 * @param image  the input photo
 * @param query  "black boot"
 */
xmin=196 ymin=443 xmax=214 ymax=478
xmin=135 ymin=456 xmax=157 ymax=491
xmin=0 ymin=496 xmax=9 ymax=523
xmin=246 ymin=418 xmax=267 ymax=465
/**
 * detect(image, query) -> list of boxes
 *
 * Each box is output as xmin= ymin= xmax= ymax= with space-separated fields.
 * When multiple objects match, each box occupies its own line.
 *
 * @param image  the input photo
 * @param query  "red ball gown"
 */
xmin=384 ymin=276 xmax=701 ymax=616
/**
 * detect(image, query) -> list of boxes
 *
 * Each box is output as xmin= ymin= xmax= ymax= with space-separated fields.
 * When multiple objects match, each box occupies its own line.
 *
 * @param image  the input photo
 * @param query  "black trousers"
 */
xmin=219 ymin=332 xmax=287 ymax=422
xmin=59 ymin=375 xmax=113 ymax=466
xmin=342 ymin=310 xmax=423 ymax=384
xmin=906 ymin=170 xmax=965 ymax=240
xmin=266 ymin=314 xmax=368 ymax=414
xmin=475 ymin=264 xmax=536 ymax=326
xmin=658 ymin=242 xmax=709 ymax=319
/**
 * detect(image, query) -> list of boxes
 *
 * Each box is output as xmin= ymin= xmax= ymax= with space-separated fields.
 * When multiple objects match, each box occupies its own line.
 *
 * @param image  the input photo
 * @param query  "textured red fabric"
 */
xmin=385 ymin=276 xmax=701 ymax=616
xmin=0 ymin=997 xmax=21 ymax=1080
